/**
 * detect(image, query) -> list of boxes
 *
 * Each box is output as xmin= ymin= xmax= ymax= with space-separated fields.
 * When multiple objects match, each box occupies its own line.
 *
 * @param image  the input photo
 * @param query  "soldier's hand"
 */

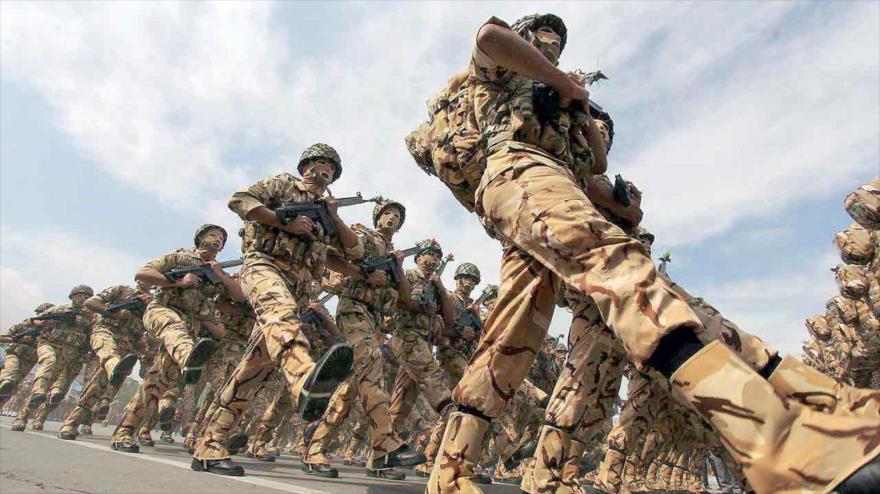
xmin=176 ymin=273 xmax=203 ymax=288
xmin=206 ymin=260 xmax=225 ymax=279
xmin=283 ymin=216 xmax=317 ymax=240
xmin=366 ymin=270 xmax=388 ymax=287
xmin=325 ymin=197 xmax=339 ymax=216
xmin=394 ymin=251 xmax=405 ymax=266
xmin=111 ymin=309 xmax=130 ymax=320
xmin=556 ymin=73 xmax=588 ymax=108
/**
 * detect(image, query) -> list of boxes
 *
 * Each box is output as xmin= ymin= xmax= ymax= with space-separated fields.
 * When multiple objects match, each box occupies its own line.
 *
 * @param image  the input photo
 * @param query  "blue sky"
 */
xmin=1 ymin=1 xmax=878 ymax=359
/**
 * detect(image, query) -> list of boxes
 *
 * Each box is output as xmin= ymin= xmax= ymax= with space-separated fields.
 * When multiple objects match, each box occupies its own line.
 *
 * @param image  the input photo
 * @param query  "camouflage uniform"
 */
xmin=304 ymin=222 xmax=408 ymax=470
xmin=59 ymin=286 xmax=148 ymax=438
xmin=428 ymin=16 xmax=880 ymax=494
xmin=0 ymin=303 xmax=52 ymax=406
xmin=111 ymin=247 xmax=227 ymax=447
xmin=193 ymin=163 xmax=362 ymax=465
xmin=13 ymin=287 xmax=95 ymax=431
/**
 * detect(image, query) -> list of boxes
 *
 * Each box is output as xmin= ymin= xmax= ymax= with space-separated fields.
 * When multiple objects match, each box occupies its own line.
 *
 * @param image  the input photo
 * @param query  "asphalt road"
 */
xmin=0 ymin=417 xmax=523 ymax=494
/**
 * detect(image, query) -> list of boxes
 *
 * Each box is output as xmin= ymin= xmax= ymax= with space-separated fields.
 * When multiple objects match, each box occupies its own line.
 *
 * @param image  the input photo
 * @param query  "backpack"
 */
xmin=405 ymin=70 xmax=486 ymax=212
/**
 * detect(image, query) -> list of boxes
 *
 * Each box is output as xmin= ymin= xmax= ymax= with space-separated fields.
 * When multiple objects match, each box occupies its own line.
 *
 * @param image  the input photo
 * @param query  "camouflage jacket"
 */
xmin=37 ymin=303 xmax=95 ymax=354
xmin=214 ymin=289 xmax=255 ymax=350
xmin=469 ymin=17 xmax=593 ymax=186
xmin=337 ymin=224 xmax=399 ymax=317
xmin=436 ymin=289 xmax=479 ymax=357
xmin=395 ymin=267 xmax=443 ymax=340
xmin=147 ymin=248 xmax=225 ymax=322
xmin=229 ymin=173 xmax=363 ymax=290
xmin=3 ymin=320 xmax=38 ymax=360
xmin=88 ymin=285 xmax=147 ymax=340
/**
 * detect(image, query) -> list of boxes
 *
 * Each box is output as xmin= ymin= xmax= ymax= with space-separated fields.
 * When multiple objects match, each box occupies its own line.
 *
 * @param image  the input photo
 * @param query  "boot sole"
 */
xmin=366 ymin=471 xmax=406 ymax=480
xmin=387 ymin=450 xmax=427 ymax=468
xmin=301 ymin=464 xmax=339 ymax=478
xmin=226 ymin=432 xmax=249 ymax=452
xmin=182 ymin=339 xmax=216 ymax=385
xmin=111 ymin=442 xmax=140 ymax=453
xmin=299 ymin=344 xmax=353 ymax=422
xmin=191 ymin=458 xmax=245 ymax=476
xmin=109 ymin=354 xmax=139 ymax=387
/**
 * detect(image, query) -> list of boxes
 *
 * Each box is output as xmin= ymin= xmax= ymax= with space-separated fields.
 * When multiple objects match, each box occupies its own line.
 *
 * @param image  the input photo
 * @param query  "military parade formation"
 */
xmin=1 ymin=12 xmax=879 ymax=494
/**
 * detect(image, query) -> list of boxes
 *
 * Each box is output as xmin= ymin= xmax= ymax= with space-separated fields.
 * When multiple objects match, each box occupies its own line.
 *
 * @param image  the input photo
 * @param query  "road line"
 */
xmin=0 ymin=424 xmax=332 ymax=494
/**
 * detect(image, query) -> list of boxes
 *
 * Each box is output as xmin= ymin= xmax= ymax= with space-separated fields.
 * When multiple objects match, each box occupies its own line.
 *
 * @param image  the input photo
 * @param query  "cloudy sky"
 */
xmin=1 ymin=1 xmax=878 ymax=359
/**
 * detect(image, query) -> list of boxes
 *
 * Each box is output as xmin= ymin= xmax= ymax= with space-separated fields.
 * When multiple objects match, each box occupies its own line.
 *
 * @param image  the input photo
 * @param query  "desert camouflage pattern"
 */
xmin=0 ymin=319 xmax=39 ymax=406
xmin=147 ymin=249 xmax=225 ymax=320
xmin=427 ymin=411 xmax=490 ymax=494
xmin=112 ymin=346 xmax=184 ymax=443
xmin=844 ymin=177 xmax=880 ymax=230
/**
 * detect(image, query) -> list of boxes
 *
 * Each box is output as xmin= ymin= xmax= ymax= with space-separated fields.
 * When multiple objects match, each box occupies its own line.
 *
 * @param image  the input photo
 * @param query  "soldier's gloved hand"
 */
xmin=283 ymin=215 xmax=317 ymax=240
xmin=175 ymin=273 xmax=202 ymax=288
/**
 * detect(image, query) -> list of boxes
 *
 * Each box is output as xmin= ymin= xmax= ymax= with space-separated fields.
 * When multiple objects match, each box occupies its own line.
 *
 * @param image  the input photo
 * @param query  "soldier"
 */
xmin=191 ymin=143 xmax=362 ymax=476
xmin=59 ymin=283 xmax=151 ymax=440
xmin=0 ymin=303 xmax=53 ymax=406
xmin=12 ymin=285 xmax=95 ymax=432
xmin=426 ymin=13 xmax=879 ymax=494
xmin=302 ymin=197 xmax=424 ymax=480
xmin=387 ymin=239 xmax=457 ymax=456
xmin=110 ymin=224 xmax=243 ymax=452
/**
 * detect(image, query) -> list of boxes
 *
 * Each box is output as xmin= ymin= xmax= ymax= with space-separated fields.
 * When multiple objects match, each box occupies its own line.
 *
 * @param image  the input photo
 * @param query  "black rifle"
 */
xmin=451 ymin=286 xmax=494 ymax=335
xmin=164 ymin=258 xmax=243 ymax=285
xmin=419 ymin=254 xmax=455 ymax=311
xmin=32 ymin=311 xmax=77 ymax=325
xmin=613 ymin=174 xmax=632 ymax=207
xmin=360 ymin=245 xmax=424 ymax=285
xmin=275 ymin=193 xmax=378 ymax=237
xmin=300 ymin=292 xmax=335 ymax=327
xmin=106 ymin=298 xmax=147 ymax=314
xmin=9 ymin=327 xmax=48 ymax=342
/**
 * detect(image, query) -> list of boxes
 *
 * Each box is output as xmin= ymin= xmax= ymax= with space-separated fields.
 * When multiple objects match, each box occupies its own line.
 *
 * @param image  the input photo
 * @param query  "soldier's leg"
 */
xmin=0 ymin=354 xmax=36 ymax=405
xmin=13 ymin=342 xmax=60 ymax=429
xmin=249 ymin=387 xmax=292 ymax=460
xmin=59 ymin=364 xmax=109 ymax=438
xmin=31 ymin=356 xmax=82 ymax=430
xmin=111 ymin=350 xmax=179 ymax=451
xmin=388 ymin=366 xmax=420 ymax=431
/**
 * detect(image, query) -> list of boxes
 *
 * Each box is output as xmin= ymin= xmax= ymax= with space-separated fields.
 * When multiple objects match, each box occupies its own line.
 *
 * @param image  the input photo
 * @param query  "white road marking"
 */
xmin=0 ymin=424 xmax=332 ymax=494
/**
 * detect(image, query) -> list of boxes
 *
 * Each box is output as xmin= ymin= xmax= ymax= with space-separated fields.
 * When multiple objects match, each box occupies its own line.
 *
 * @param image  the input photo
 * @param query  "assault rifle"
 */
xmin=106 ymin=298 xmax=147 ymax=314
xmin=300 ymin=292 xmax=335 ymax=327
xmin=419 ymin=254 xmax=455 ymax=311
xmin=450 ymin=285 xmax=494 ymax=336
xmin=31 ymin=311 xmax=77 ymax=325
xmin=275 ymin=193 xmax=379 ymax=237
xmin=164 ymin=258 xmax=243 ymax=285
xmin=300 ymin=293 xmax=345 ymax=345
xmin=360 ymin=244 xmax=424 ymax=285
xmin=5 ymin=327 xmax=47 ymax=343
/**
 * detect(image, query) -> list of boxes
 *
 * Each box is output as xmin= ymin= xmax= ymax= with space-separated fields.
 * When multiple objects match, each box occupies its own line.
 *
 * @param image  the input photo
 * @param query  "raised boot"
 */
xmin=298 ymin=344 xmax=353 ymax=422
xmin=671 ymin=341 xmax=880 ymax=494
xmin=768 ymin=355 xmax=880 ymax=420
xmin=521 ymin=424 xmax=572 ymax=494
xmin=426 ymin=411 xmax=490 ymax=494
xmin=109 ymin=353 xmax=139 ymax=387
xmin=181 ymin=338 xmax=216 ymax=385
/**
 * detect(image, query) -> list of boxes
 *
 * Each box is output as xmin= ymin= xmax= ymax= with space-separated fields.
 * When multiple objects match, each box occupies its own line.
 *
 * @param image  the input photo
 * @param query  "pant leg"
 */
xmin=143 ymin=305 xmax=194 ymax=369
xmin=112 ymin=350 xmax=180 ymax=441
xmin=61 ymin=363 xmax=109 ymax=433
xmin=90 ymin=325 xmax=124 ymax=377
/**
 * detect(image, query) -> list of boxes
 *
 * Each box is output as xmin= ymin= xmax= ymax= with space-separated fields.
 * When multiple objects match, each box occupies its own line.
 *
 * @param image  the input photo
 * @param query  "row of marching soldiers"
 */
xmin=804 ymin=179 xmax=880 ymax=390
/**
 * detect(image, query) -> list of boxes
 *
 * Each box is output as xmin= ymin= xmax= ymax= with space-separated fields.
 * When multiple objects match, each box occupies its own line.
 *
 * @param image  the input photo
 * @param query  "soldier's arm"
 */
xmin=475 ymin=22 xmax=585 ymax=103
xmin=228 ymin=174 xmax=314 ymax=238
xmin=136 ymin=254 xmax=187 ymax=289
xmin=84 ymin=285 xmax=122 ymax=316
xmin=435 ymin=281 xmax=456 ymax=326
xmin=586 ymin=175 xmax=643 ymax=225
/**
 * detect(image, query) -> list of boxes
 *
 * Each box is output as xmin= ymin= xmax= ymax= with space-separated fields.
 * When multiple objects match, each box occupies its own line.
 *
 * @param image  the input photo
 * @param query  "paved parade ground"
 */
xmin=0 ymin=417 xmax=521 ymax=494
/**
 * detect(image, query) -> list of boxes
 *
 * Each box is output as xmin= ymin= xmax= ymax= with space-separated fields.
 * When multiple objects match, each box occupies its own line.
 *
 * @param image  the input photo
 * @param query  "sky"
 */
xmin=1 ymin=1 xmax=878 ymax=359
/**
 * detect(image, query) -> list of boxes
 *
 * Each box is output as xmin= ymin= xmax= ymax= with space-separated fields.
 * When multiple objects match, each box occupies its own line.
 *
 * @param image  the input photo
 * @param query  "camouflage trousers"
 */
xmin=185 ymin=345 xmax=244 ymax=447
xmin=193 ymin=262 xmax=318 ymax=461
xmin=112 ymin=303 xmax=198 ymax=442
xmin=15 ymin=343 xmax=83 ymax=428
xmin=0 ymin=352 xmax=36 ymax=406
xmin=305 ymin=311 xmax=402 ymax=468
xmin=138 ymin=386 xmax=181 ymax=440
xmin=90 ymin=324 xmax=138 ymax=379
xmin=388 ymin=328 xmax=453 ymax=431
xmin=60 ymin=361 xmax=122 ymax=435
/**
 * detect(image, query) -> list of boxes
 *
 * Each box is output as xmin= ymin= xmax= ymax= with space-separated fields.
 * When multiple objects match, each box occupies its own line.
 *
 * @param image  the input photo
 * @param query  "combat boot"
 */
xmin=160 ymin=431 xmax=175 ymax=444
xmin=522 ymin=424 xmax=572 ymax=494
xmin=111 ymin=438 xmax=140 ymax=453
xmin=298 ymin=344 xmax=354 ymax=422
xmin=426 ymin=411 xmax=491 ymax=494
xmin=671 ymin=341 xmax=880 ymax=494
xmin=81 ymin=425 xmax=93 ymax=435
xmin=58 ymin=429 xmax=77 ymax=440
xmin=181 ymin=338 xmax=216 ymax=385
xmin=191 ymin=458 xmax=244 ymax=476
xmin=382 ymin=443 xmax=426 ymax=468
xmin=226 ymin=431 xmax=248 ymax=455
xmin=366 ymin=467 xmax=406 ymax=480
xmin=767 ymin=355 xmax=880 ymax=420
xmin=301 ymin=461 xmax=338 ymax=478
xmin=10 ymin=416 xmax=27 ymax=431
xmin=31 ymin=422 xmax=44 ymax=431
xmin=137 ymin=433 xmax=155 ymax=447
xmin=109 ymin=353 xmax=139 ymax=387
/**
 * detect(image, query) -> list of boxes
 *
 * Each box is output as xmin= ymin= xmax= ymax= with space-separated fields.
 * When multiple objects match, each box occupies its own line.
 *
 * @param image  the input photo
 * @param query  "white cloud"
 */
xmin=0 ymin=267 xmax=45 ymax=329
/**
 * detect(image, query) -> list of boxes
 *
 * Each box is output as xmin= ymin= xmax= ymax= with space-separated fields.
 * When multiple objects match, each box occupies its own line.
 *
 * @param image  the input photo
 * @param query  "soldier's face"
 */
xmin=378 ymin=207 xmax=403 ymax=232
xmin=484 ymin=297 xmax=497 ymax=311
xmin=417 ymin=253 xmax=441 ymax=273
xmin=534 ymin=27 xmax=561 ymax=64
xmin=302 ymin=159 xmax=335 ymax=187
xmin=70 ymin=293 xmax=88 ymax=308
xmin=455 ymin=276 xmax=478 ymax=294
xmin=199 ymin=230 xmax=226 ymax=254
xmin=596 ymin=120 xmax=611 ymax=151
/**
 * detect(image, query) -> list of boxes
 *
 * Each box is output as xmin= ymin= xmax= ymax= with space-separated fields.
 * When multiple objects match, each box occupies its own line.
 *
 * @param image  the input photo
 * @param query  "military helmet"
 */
xmin=511 ymin=13 xmax=567 ymax=52
xmin=637 ymin=227 xmax=655 ymax=245
xmin=69 ymin=285 xmax=94 ymax=298
xmin=34 ymin=302 xmax=55 ymax=314
xmin=298 ymin=143 xmax=342 ymax=182
xmin=483 ymin=284 xmax=499 ymax=300
xmin=372 ymin=198 xmax=406 ymax=228
xmin=194 ymin=224 xmax=228 ymax=248
xmin=416 ymin=239 xmax=443 ymax=259
xmin=454 ymin=263 xmax=481 ymax=282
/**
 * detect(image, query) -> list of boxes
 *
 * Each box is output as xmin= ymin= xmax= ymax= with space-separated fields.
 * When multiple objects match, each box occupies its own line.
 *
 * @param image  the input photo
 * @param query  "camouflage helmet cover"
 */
xmin=372 ymin=198 xmax=407 ymax=228
xmin=454 ymin=262 xmax=481 ymax=282
xmin=34 ymin=302 xmax=55 ymax=314
xmin=484 ymin=284 xmax=499 ymax=300
xmin=511 ymin=13 xmax=568 ymax=52
xmin=416 ymin=239 xmax=443 ymax=259
xmin=194 ymin=224 xmax=228 ymax=248
xmin=637 ymin=227 xmax=655 ymax=245
xmin=298 ymin=143 xmax=342 ymax=182
xmin=69 ymin=285 xmax=94 ymax=298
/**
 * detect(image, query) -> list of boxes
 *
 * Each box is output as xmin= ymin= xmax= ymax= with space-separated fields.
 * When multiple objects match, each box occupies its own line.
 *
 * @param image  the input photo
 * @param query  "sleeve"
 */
xmin=88 ymin=285 xmax=124 ymax=307
xmin=469 ymin=16 xmax=512 ymax=82
xmin=341 ymin=234 xmax=365 ymax=261
xmin=228 ymin=173 xmax=288 ymax=220
xmin=145 ymin=251 xmax=181 ymax=273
